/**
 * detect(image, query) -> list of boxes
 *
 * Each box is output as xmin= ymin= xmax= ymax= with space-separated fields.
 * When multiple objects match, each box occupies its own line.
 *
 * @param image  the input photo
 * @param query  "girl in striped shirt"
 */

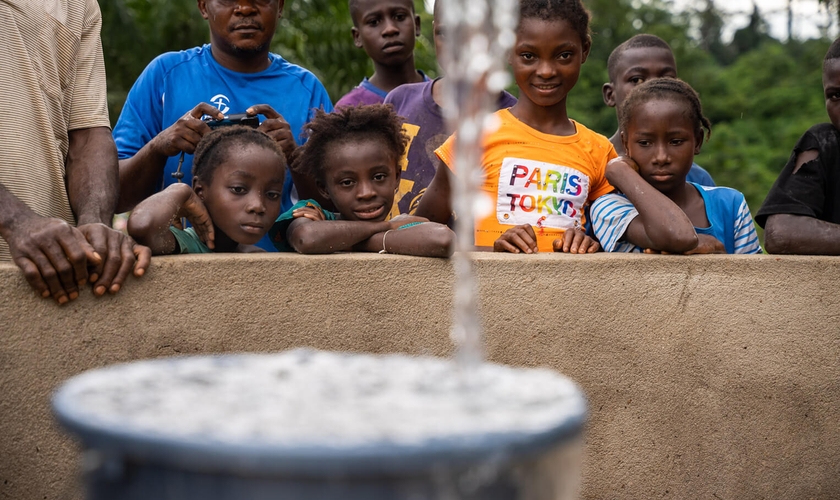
xmin=590 ymin=78 xmax=761 ymax=254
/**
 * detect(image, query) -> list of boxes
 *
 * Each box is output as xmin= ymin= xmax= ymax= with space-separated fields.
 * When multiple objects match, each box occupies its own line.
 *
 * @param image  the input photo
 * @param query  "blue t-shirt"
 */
xmin=591 ymin=182 xmax=761 ymax=254
xmin=687 ymin=163 xmax=715 ymax=187
xmin=113 ymin=45 xmax=333 ymax=250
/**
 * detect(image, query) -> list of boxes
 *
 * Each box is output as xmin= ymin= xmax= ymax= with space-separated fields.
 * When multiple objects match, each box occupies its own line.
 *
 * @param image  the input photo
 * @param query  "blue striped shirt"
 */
xmin=591 ymin=183 xmax=762 ymax=254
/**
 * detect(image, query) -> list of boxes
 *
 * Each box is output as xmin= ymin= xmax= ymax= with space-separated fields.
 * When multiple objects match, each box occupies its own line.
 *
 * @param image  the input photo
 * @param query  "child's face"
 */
xmin=194 ymin=144 xmax=285 ymax=246
xmin=604 ymin=47 xmax=677 ymax=109
xmin=318 ymin=140 xmax=400 ymax=222
xmin=623 ymin=98 xmax=700 ymax=194
xmin=509 ymin=17 xmax=590 ymax=109
xmin=824 ymin=58 xmax=840 ymax=131
xmin=351 ymin=0 xmax=420 ymax=67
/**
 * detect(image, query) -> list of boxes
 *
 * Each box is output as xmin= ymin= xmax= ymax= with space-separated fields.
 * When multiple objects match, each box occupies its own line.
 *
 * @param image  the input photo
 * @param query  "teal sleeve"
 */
xmin=169 ymin=227 xmax=211 ymax=254
xmin=269 ymin=199 xmax=337 ymax=252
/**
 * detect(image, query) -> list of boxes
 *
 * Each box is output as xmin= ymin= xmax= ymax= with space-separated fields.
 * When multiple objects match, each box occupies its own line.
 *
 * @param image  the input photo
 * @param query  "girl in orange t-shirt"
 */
xmin=417 ymin=0 xmax=616 ymax=253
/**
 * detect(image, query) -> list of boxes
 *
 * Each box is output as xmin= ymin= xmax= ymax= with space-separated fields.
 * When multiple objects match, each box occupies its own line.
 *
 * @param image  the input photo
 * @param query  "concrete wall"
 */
xmin=1 ymin=253 xmax=838 ymax=499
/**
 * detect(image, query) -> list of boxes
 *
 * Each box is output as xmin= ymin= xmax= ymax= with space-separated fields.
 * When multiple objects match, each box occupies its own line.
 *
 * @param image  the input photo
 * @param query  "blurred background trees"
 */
xmin=99 ymin=0 xmax=833 ymax=228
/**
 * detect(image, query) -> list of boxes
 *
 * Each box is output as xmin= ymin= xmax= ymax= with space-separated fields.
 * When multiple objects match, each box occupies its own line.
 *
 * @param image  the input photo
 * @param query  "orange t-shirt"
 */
xmin=435 ymin=109 xmax=616 ymax=251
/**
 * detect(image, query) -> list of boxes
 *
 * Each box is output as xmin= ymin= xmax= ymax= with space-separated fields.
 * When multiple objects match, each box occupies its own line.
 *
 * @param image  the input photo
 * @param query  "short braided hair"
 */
xmin=618 ymin=77 xmax=711 ymax=146
xmin=192 ymin=126 xmax=285 ymax=185
xmin=292 ymin=104 xmax=408 ymax=184
xmin=519 ymin=0 xmax=591 ymax=45
xmin=607 ymin=34 xmax=673 ymax=82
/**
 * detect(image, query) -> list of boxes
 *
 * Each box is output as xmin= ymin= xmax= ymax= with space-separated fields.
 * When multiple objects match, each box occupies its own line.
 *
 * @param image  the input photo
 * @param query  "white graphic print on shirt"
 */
xmin=496 ymin=157 xmax=590 ymax=229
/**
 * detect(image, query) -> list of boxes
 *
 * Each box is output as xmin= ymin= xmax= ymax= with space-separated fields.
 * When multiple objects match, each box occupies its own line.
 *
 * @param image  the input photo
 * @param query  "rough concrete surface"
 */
xmin=1 ymin=252 xmax=839 ymax=499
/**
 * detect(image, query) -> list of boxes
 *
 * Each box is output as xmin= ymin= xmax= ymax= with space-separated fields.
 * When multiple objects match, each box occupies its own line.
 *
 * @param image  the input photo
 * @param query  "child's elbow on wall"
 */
xmin=289 ymin=225 xmax=328 ymax=254
xmin=654 ymin=229 xmax=698 ymax=254
xmin=763 ymin=218 xmax=795 ymax=254
xmin=125 ymin=214 xmax=153 ymax=247
xmin=428 ymin=226 xmax=456 ymax=257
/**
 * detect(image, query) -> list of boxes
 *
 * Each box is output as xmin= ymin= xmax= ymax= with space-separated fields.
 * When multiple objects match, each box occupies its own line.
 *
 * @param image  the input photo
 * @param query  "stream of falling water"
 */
xmin=442 ymin=0 xmax=518 ymax=369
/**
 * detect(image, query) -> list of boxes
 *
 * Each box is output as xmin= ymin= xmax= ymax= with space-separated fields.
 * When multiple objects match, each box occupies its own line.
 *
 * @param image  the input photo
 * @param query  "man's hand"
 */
xmin=494 ymin=224 xmax=539 ymax=254
xmin=150 ymin=103 xmax=222 ymax=158
xmin=553 ymin=227 xmax=600 ymax=254
xmin=6 ymin=215 xmax=100 ymax=304
xmin=77 ymin=224 xmax=151 ymax=296
xmin=247 ymin=104 xmax=296 ymax=160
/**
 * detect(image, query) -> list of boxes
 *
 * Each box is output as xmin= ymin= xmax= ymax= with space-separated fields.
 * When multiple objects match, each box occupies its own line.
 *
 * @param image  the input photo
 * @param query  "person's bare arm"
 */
xmin=68 ymin=127 xmax=120 ymax=228
xmin=764 ymin=214 xmax=840 ymax=255
xmin=606 ymin=156 xmax=698 ymax=253
xmin=356 ymin=222 xmax=455 ymax=258
xmin=127 ymin=183 xmax=215 ymax=255
xmin=415 ymin=160 xmax=453 ymax=224
xmin=286 ymin=215 xmax=441 ymax=255
xmin=286 ymin=218 xmax=393 ymax=254
xmin=644 ymin=234 xmax=725 ymax=254
xmin=762 ymin=149 xmax=840 ymax=255
xmin=67 ymin=127 xmax=151 ymax=296
xmin=117 ymin=103 xmax=222 ymax=211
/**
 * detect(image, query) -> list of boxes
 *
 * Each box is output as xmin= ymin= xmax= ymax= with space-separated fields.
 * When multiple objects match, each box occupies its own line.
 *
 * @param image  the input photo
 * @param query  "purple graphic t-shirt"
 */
xmin=335 ymin=72 xmax=430 ymax=108
xmin=335 ymin=78 xmax=387 ymax=108
xmin=384 ymin=78 xmax=518 ymax=215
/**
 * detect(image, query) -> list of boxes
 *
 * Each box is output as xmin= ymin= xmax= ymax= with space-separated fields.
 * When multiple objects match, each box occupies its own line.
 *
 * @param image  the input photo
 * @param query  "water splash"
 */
xmin=441 ymin=0 xmax=518 ymax=369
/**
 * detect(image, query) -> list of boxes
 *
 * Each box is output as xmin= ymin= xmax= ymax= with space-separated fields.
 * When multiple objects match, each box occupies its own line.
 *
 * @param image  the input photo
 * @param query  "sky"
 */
xmin=664 ymin=0 xmax=835 ymax=41
xmin=424 ymin=0 xmax=837 ymax=41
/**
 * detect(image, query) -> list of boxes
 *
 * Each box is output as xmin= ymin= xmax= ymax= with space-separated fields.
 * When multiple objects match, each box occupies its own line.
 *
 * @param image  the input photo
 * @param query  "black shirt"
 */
xmin=756 ymin=123 xmax=840 ymax=228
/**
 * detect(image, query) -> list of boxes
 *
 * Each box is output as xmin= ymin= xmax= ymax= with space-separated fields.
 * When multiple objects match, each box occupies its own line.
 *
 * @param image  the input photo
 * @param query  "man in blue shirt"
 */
xmin=114 ymin=0 xmax=333 ymax=250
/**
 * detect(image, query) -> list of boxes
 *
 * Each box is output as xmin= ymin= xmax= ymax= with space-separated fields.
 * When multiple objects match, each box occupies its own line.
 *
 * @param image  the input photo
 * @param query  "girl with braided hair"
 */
xmin=127 ymin=126 xmax=286 ymax=254
xmin=590 ymin=77 xmax=761 ymax=254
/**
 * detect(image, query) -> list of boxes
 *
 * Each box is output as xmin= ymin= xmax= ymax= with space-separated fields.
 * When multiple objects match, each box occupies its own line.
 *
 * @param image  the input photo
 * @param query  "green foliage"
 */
xmin=100 ymin=0 xmax=208 ymax=121
xmin=570 ymin=0 xmax=693 ymax=136
xmin=271 ymin=0 xmax=438 ymax=102
xmin=693 ymin=39 xmax=828 ymax=213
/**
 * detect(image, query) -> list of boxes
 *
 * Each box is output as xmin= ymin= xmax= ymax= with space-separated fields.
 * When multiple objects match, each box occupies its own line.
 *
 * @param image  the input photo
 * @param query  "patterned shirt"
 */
xmin=0 ymin=0 xmax=111 ymax=260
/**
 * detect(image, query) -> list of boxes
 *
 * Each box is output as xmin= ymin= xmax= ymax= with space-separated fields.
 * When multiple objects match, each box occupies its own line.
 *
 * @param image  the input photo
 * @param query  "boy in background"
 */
xmin=757 ymin=37 xmax=840 ymax=254
xmin=383 ymin=0 xmax=517 ymax=216
xmin=603 ymin=34 xmax=715 ymax=187
xmin=336 ymin=0 xmax=428 ymax=107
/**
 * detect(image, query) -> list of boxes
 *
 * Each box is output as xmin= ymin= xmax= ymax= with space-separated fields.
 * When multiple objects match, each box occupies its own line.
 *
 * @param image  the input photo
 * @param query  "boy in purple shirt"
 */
xmin=383 ymin=0 xmax=517 ymax=216
xmin=336 ymin=0 xmax=428 ymax=107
